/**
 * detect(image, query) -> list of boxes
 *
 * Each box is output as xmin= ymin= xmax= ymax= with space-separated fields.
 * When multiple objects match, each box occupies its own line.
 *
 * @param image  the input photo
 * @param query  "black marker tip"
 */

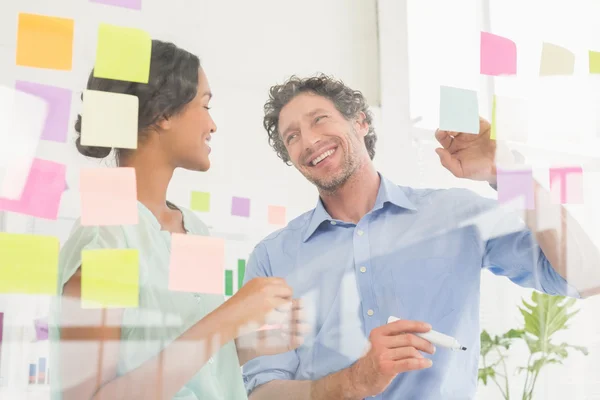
xmin=461 ymin=346 xmax=467 ymax=351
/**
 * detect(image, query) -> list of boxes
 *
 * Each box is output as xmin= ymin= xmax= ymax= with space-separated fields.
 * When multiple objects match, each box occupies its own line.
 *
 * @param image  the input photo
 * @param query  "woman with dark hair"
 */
xmin=49 ymin=40 xmax=303 ymax=400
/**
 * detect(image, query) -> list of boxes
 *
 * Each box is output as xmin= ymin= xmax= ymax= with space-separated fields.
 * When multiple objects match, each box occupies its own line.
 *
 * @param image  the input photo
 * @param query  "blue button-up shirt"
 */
xmin=242 ymin=174 xmax=579 ymax=400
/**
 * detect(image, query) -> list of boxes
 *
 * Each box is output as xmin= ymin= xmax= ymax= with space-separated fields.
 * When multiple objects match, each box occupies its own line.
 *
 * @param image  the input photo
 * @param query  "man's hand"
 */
xmin=348 ymin=319 xmax=435 ymax=398
xmin=435 ymin=117 xmax=498 ymax=184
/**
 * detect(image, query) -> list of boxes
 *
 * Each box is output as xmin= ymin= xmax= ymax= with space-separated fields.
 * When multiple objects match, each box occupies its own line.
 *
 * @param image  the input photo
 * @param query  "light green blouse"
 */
xmin=49 ymin=202 xmax=247 ymax=400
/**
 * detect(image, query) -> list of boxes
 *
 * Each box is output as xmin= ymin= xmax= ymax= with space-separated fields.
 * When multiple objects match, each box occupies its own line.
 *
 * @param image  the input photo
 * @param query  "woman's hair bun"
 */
xmin=74 ymin=114 xmax=112 ymax=159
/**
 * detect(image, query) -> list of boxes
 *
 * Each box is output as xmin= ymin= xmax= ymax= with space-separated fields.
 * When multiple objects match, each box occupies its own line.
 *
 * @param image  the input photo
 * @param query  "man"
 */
xmin=242 ymin=74 xmax=599 ymax=399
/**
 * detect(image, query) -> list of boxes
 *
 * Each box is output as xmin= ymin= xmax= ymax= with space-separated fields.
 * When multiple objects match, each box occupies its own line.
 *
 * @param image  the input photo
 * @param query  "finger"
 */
xmin=269 ymin=284 xmax=294 ymax=299
xmin=434 ymin=129 xmax=455 ymax=149
xmin=392 ymin=358 xmax=433 ymax=374
xmin=386 ymin=346 xmax=424 ymax=361
xmin=385 ymin=333 xmax=435 ymax=355
xmin=382 ymin=320 xmax=432 ymax=336
xmin=435 ymin=148 xmax=463 ymax=178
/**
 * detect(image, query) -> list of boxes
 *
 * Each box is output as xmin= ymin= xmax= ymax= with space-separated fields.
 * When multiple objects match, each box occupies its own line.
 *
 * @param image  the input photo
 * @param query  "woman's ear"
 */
xmin=157 ymin=116 xmax=171 ymax=131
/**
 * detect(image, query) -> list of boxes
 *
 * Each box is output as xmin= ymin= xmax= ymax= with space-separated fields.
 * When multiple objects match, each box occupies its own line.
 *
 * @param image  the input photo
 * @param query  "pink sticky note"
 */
xmin=549 ymin=167 xmax=584 ymax=204
xmin=15 ymin=81 xmax=72 ymax=143
xmin=481 ymin=32 xmax=517 ymax=76
xmin=168 ymin=234 xmax=225 ymax=294
xmin=232 ymin=196 xmax=250 ymax=217
xmin=268 ymin=205 xmax=286 ymax=225
xmin=80 ymin=168 xmax=138 ymax=226
xmin=0 ymin=159 xmax=65 ymax=219
xmin=34 ymin=318 xmax=48 ymax=340
xmin=90 ymin=0 xmax=141 ymax=10
xmin=497 ymin=168 xmax=534 ymax=209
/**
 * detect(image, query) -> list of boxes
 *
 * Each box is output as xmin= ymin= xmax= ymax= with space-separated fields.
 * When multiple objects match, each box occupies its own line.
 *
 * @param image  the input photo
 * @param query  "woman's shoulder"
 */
xmin=176 ymin=205 xmax=210 ymax=236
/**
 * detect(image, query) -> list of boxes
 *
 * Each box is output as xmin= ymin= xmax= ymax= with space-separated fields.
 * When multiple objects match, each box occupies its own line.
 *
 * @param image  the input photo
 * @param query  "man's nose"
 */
xmin=302 ymin=127 xmax=321 ymax=148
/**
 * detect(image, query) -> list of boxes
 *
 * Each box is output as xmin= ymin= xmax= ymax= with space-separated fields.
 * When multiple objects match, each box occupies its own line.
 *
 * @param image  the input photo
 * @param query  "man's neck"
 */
xmin=319 ymin=162 xmax=380 ymax=224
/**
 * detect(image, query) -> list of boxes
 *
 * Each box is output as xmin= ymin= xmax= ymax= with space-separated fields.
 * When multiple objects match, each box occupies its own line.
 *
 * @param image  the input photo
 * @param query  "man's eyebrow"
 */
xmin=280 ymin=123 xmax=299 ymax=138
xmin=305 ymin=108 xmax=329 ymax=117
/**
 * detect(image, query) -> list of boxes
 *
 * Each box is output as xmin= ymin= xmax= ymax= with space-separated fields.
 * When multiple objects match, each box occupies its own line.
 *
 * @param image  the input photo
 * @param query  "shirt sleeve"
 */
xmin=242 ymin=243 xmax=300 ymax=397
xmin=470 ymin=192 xmax=581 ymax=298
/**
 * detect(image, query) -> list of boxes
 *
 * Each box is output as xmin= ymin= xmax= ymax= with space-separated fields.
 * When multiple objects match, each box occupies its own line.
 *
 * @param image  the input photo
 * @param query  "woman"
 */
xmin=49 ymin=40 xmax=303 ymax=400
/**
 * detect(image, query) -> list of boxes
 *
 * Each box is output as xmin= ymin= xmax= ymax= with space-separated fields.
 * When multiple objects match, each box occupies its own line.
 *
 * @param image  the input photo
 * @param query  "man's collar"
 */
xmin=302 ymin=174 xmax=417 ymax=242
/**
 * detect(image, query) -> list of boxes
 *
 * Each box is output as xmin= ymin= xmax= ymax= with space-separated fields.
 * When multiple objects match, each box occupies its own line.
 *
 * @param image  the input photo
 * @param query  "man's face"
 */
xmin=278 ymin=93 xmax=368 ymax=192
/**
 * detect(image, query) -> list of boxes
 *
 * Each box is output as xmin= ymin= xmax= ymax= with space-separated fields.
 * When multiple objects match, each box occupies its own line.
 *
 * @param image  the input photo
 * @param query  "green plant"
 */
xmin=478 ymin=291 xmax=588 ymax=400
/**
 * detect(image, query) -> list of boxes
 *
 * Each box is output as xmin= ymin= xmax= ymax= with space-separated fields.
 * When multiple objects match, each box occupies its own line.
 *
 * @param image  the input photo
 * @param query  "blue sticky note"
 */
xmin=439 ymin=86 xmax=480 ymax=134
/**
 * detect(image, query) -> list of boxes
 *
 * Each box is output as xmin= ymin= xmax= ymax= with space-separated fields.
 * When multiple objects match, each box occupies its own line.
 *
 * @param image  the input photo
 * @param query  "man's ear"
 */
xmin=354 ymin=111 xmax=369 ymax=137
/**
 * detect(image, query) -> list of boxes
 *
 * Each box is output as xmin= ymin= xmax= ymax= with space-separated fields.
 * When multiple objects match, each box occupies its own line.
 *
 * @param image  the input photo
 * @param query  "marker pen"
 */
xmin=387 ymin=316 xmax=467 ymax=351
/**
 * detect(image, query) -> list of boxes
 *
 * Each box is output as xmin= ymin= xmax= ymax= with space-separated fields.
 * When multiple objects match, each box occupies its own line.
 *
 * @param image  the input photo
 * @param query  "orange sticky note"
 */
xmin=80 ymin=168 xmax=138 ymax=226
xmin=268 ymin=205 xmax=286 ymax=225
xmin=16 ymin=13 xmax=74 ymax=70
xmin=168 ymin=234 xmax=225 ymax=294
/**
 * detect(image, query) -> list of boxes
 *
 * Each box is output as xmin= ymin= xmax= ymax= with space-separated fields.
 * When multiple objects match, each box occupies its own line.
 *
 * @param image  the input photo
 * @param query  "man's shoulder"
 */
xmin=257 ymin=208 xmax=315 ymax=245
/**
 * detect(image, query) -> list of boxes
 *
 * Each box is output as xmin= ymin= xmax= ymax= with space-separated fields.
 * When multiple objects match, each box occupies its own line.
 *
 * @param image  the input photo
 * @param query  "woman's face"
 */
xmin=163 ymin=68 xmax=216 ymax=172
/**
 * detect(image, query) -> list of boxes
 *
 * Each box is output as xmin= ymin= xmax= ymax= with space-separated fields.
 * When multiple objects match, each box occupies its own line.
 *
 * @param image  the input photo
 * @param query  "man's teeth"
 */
xmin=311 ymin=149 xmax=335 ymax=166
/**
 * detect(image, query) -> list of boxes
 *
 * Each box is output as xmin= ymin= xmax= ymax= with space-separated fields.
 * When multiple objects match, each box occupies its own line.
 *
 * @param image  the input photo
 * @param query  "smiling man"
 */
xmin=242 ymin=74 xmax=600 ymax=400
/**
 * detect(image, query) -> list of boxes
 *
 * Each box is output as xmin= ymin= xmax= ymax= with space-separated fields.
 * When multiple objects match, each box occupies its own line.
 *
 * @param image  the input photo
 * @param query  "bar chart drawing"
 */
xmin=225 ymin=258 xmax=246 ymax=297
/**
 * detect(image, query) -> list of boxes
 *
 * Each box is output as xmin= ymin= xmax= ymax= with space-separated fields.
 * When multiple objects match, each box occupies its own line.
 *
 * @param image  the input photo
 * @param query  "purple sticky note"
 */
xmin=15 ymin=81 xmax=72 ymax=143
xmin=34 ymin=318 xmax=48 ymax=341
xmin=497 ymin=168 xmax=534 ymax=209
xmin=90 ymin=0 xmax=142 ymax=10
xmin=231 ymin=196 xmax=250 ymax=217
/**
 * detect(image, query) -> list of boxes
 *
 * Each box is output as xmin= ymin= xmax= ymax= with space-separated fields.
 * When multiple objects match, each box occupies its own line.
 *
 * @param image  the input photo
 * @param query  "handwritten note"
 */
xmin=90 ymin=0 xmax=142 ymax=10
xmin=231 ymin=196 xmax=250 ymax=217
xmin=540 ymin=43 xmax=575 ymax=76
xmin=497 ymin=168 xmax=535 ymax=210
xmin=480 ymin=32 xmax=517 ymax=76
xmin=190 ymin=191 xmax=210 ymax=212
xmin=80 ymin=168 xmax=138 ymax=226
xmin=268 ymin=205 xmax=286 ymax=225
xmin=0 ymin=86 xmax=48 ymax=200
xmin=439 ymin=86 xmax=479 ymax=134
xmin=34 ymin=318 xmax=49 ymax=341
xmin=16 ymin=13 xmax=74 ymax=70
xmin=0 ymin=159 xmax=66 ymax=220
xmin=80 ymin=90 xmax=138 ymax=149
xmin=94 ymin=24 xmax=151 ymax=83
xmin=0 ymin=233 xmax=59 ymax=295
xmin=168 ymin=234 xmax=225 ymax=294
xmin=549 ymin=167 xmax=584 ymax=204
xmin=81 ymin=249 xmax=139 ymax=308
xmin=15 ymin=81 xmax=72 ymax=143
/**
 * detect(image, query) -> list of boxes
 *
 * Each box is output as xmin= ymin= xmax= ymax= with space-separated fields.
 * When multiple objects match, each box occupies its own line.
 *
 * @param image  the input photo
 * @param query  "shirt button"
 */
xmin=330 ymin=221 xmax=337 ymax=225
xmin=367 ymin=309 xmax=374 ymax=316
xmin=357 ymin=230 xmax=364 ymax=236
xmin=360 ymin=266 xmax=367 ymax=273
xmin=209 ymin=358 xmax=214 ymax=364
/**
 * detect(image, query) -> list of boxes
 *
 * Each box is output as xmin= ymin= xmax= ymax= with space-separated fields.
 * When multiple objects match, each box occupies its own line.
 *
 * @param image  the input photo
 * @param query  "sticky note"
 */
xmin=80 ymin=168 xmax=138 ymax=226
xmin=590 ymin=50 xmax=600 ymax=74
xmin=81 ymin=249 xmax=139 ymax=308
xmin=539 ymin=43 xmax=575 ymax=76
xmin=497 ymin=168 xmax=535 ymax=209
xmin=81 ymin=90 xmax=138 ymax=149
xmin=549 ymin=167 xmax=584 ymax=204
xmin=232 ymin=196 xmax=250 ymax=217
xmin=268 ymin=205 xmax=286 ymax=225
xmin=16 ymin=13 xmax=74 ymax=70
xmin=94 ymin=24 xmax=151 ymax=83
xmin=439 ymin=86 xmax=480 ymax=134
xmin=190 ymin=191 xmax=210 ymax=212
xmin=480 ymin=32 xmax=517 ymax=76
xmin=15 ymin=81 xmax=72 ymax=143
xmin=0 ymin=86 xmax=48 ymax=200
xmin=90 ymin=0 xmax=142 ymax=10
xmin=0 ymin=159 xmax=66 ymax=220
xmin=34 ymin=318 xmax=49 ymax=341
xmin=168 ymin=234 xmax=225 ymax=294
xmin=490 ymin=95 xmax=528 ymax=143
xmin=0 ymin=233 xmax=59 ymax=295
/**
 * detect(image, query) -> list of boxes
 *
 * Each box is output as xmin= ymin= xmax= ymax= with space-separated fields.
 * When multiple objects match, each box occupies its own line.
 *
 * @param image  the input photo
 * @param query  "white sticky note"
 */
xmin=0 ymin=86 xmax=48 ymax=199
xmin=81 ymin=90 xmax=138 ymax=150
xmin=439 ymin=86 xmax=480 ymax=134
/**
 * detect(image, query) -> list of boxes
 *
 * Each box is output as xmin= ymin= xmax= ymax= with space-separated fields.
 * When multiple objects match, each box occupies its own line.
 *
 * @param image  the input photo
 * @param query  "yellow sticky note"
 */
xmin=16 ymin=13 xmax=74 ymax=70
xmin=190 ymin=191 xmax=210 ymax=212
xmin=490 ymin=95 xmax=497 ymax=140
xmin=590 ymin=50 xmax=600 ymax=74
xmin=539 ymin=43 xmax=575 ymax=76
xmin=81 ymin=249 xmax=139 ymax=308
xmin=0 ymin=233 xmax=59 ymax=294
xmin=94 ymin=24 xmax=151 ymax=83
xmin=81 ymin=90 xmax=138 ymax=149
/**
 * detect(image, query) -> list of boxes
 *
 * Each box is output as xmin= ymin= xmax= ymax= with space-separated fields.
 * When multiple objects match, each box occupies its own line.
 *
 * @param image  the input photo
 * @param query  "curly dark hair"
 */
xmin=263 ymin=74 xmax=377 ymax=165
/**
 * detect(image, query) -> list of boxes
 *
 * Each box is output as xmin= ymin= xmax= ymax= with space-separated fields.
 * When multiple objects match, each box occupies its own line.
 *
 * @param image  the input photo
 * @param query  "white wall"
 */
xmin=0 ymin=0 xmax=380 ymax=397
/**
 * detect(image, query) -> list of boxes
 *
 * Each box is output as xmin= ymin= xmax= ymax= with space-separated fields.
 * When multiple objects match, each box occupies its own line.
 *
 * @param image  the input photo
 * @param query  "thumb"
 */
xmin=435 ymin=148 xmax=462 ymax=178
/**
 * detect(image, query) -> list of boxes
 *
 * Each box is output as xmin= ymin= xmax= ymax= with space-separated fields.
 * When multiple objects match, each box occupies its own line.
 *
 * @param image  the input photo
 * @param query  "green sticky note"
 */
xmin=590 ymin=50 xmax=600 ymax=74
xmin=0 ymin=233 xmax=59 ymax=294
xmin=237 ymin=259 xmax=246 ymax=290
xmin=81 ymin=249 xmax=139 ymax=308
xmin=94 ymin=23 xmax=151 ymax=83
xmin=225 ymin=270 xmax=233 ymax=296
xmin=190 ymin=191 xmax=210 ymax=212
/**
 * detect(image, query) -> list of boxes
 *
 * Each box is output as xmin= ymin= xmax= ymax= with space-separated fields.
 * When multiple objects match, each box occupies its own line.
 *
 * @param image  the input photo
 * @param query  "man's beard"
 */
xmin=305 ymin=146 xmax=361 ymax=193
